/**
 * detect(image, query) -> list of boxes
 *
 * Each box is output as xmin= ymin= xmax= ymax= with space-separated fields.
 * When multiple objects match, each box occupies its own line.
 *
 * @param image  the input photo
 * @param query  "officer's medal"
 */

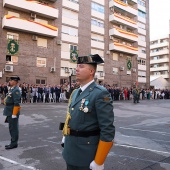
xmin=83 ymin=100 xmax=89 ymax=113
xmin=79 ymin=98 xmax=85 ymax=111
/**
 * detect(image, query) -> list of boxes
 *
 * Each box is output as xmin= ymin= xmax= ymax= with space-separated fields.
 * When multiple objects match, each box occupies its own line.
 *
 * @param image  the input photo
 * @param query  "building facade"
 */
xmin=0 ymin=0 xmax=150 ymax=88
xmin=150 ymin=36 xmax=170 ymax=82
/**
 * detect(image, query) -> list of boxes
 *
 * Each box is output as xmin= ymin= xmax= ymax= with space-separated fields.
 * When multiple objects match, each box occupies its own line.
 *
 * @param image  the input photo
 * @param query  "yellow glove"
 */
xmin=12 ymin=106 xmax=20 ymax=116
xmin=94 ymin=140 xmax=113 ymax=165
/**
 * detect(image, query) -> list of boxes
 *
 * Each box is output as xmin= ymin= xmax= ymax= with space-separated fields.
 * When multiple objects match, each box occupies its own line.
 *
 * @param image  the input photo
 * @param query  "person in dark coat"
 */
xmin=61 ymin=54 xmax=115 ymax=170
xmin=3 ymin=76 xmax=21 ymax=149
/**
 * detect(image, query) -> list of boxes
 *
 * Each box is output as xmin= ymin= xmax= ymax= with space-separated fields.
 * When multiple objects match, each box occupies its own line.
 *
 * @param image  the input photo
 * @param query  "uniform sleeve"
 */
xmin=95 ymin=89 xmax=115 ymax=142
xmin=13 ymin=89 xmax=21 ymax=106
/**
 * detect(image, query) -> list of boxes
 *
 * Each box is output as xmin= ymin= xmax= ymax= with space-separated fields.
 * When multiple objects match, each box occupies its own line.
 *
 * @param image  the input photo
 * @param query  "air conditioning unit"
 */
xmin=50 ymin=67 xmax=55 ymax=72
xmin=5 ymin=65 xmax=13 ymax=72
xmin=72 ymin=69 xmax=76 ymax=75
xmin=31 ymin=13 xmax=36 ymax=19
xmin=0 ymin=71 xmax=2 ymax=78
xmin=65 ymin=67 xmax=70 ymax=73
xmin=119 ymin=66 xmax=124 ymax=71
xmin=119 ymin=53 xmax=123 ymax=57
xmin=110 ymin=7 xmax=113 ymax=11
xmin=132 ymin=68 xmax=136 ymax=72
xmin=137 ymin=57 xmax=140 ymax=61
xmin=100 ymin=72 xmax=104 ymax=77
xmin=57 ymin=40 xmax=62 ymax=45
xmin=32 ymin=35 xmax=38 ymax=41
xmin=109 ymin=36 xmax=113 ymax=40
xmin=106 ymin=51 xmax=110 ymax=55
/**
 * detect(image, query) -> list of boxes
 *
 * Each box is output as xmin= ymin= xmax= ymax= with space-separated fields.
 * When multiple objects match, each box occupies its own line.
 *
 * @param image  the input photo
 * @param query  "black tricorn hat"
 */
xmin=10 ymin=76 xmax=20 ymax=81
xmin=77 ymin=54 xmax=104 ymax=64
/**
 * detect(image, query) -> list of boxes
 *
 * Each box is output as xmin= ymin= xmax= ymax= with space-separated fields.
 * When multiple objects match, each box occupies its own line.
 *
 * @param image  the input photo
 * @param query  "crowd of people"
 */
xmin=0 ymin=82 xmax=170 ymax=104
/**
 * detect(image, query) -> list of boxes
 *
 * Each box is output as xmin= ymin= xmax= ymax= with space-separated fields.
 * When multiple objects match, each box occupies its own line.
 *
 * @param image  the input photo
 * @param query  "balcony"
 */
xmin=91 ymin=40 xmax=104 ymax=49
xmin=91 ymin=25 xmax=104 ymax=35
xmin=61 ymin=33 xmax=78 ymax=44
xmin=3 ymin=0 xmax=59 ymax=19
xmin=150 ymin=49 xmax=169 ymax=57
xmin=138 ymin=64 xmax=146 ymax=71
xmin=131 ymin=0 xmax=137 ymax=3
xmin=150 ymin=66 xmax=169 ymax=72
xmin=62 ymin=0 xmax=79 ymax=11
xmin=138 ymin=77 xmax=146 ymax=83
xmin=150 ymin=41 xmax=169 ymax=49
xmin=62 ymin=17 xmax=78 ymax=27
xmin=91 ymin=10 xmax=104 ymax=20
xmin=138 ymin=27 xmax=146 ymax=35
xmin=150 ymin=58 xmax=169 ymax=64
xmin=109 ymin=42 xmax=138 ymax=55
xmin=2 ymin=15 xmax=58 ymax=37
xmin=138 ymin=52 xmax=146 ymax=59
xmin=109 ymin=13 xmax=137 ymax=29
xmin=109 ymin=0 xmax=137 ymax=16
xmin=138 ymin=39 xmax=146 ymax=47
xmin=109 ymin=27 xmax=138 ymax=42
xmin=150 ymin=74 xmax=169 ymax=79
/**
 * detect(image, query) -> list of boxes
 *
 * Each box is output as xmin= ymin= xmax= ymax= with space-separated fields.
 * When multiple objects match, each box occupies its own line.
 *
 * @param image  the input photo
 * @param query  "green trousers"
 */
xmin=67 ymin=164 xmax=90 ymax=170
xmin=7 ymin=116 xmax=19 ymax=146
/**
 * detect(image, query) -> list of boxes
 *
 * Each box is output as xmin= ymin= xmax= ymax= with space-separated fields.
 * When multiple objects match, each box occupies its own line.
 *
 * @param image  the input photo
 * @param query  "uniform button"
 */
xmin=71 ymin=108 xmax=74 ymax=110
xmin=87 ymin=142 xmax=90 ymax=144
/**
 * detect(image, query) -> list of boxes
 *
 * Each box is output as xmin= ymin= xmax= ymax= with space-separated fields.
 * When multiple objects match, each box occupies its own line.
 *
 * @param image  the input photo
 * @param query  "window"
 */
xmin=138 ymin=0 xmax=145 ymax=7
xmin=36 ymin=57 xmax=46 ymax=67
xmin=91 ymin=18 xmax=104 ymax=28
xmin=91 ymin=33 xmax=104 ymax=42
xmin=138 ymin=22 xmax=145 ymax=29
xmin=62 ymin=9 xmax=78 ymax=20
xmin=138 ymin=59 xmax=146 ymax=65
xmin=36 ymin=78 xmax=46 ymax=85
xmin=91 ymin=2 xmax=104 ymax=13
xmin=91 ymin=49 xmax=104 ymax=57
xmin=127 ymin=56 xmax=132 ymax=61
xmin=62 ymin=25 xmax=78 ymax=36
xmin=139 ymin=35 xmax=146 ymax=41
xmin=138 ymin=10 xmax=146 ymax=18
xmin=113 ymin=53 xmax=118 ymax=61
xmin=6 ymin=55 xmax=18 ymax=65
xmin=37 ymin=38 xmax=47 ymax=48
xmin=113 ymin=67 xmax=118 ymax=74
xmin=70 ymin=45 xmax=78 ymax=51
xmin=7 ymin=32 xmax=19 ymax=40
xmin=138 ymin=71 xmax=146 ymax=77
xmin=8 ymin=11 xmax=20 ymax=17
xmin=68 ymin=0 xmax=79 ymax=4
xmin=35 ymin=18 xmax=48 ymax=24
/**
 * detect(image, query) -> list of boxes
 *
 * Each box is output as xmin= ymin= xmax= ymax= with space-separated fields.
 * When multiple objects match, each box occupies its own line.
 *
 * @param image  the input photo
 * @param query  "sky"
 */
xmin=149 ymin=0 xmax=170 ymax=40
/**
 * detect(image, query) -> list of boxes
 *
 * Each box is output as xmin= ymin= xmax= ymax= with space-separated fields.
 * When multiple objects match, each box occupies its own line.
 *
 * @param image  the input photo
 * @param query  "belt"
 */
xmin=5 ymin=103 xmax=14 ymax=106
xmin=70 ymin=129 xmax=100 ymax=137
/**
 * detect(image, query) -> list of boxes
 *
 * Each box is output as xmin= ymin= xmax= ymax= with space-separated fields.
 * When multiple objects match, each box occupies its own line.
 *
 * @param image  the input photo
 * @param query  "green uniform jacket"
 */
xmin=3 ymin=86 xmax=21 ymax=116
xmin=62 ymin=82 xmax=115 ymax=167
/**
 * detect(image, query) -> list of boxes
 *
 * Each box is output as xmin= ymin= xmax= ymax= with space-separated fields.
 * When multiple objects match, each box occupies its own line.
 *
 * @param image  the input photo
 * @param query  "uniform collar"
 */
xmin=80 ymin=80 xmax=94 ymax=92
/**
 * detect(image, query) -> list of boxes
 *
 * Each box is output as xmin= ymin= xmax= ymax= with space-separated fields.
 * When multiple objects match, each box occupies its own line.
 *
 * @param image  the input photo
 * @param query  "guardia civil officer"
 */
xmin=3 ymin=76 xmax=21 ymax=149
xmin=61 ymin=54 xmax=115 ymax=170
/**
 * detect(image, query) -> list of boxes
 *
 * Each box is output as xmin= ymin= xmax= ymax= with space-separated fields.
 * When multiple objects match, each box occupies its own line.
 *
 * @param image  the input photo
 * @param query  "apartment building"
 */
xmin=150 ymin=36 xmax=170 ymax=82
xmin=0 ymin=0 xmax=150 ymax=87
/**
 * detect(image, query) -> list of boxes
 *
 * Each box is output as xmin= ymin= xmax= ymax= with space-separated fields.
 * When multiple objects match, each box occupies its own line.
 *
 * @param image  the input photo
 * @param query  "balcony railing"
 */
xmin=109 ymin=42 xmax=138 ymax=55
xmin=3 ymin=0 xmax=59 ymax=19
xmin=2 ymin=15 xmax=58 ymax=37
xmin=110 ymin=26 xmax=138 ymax=42
xmin=109 ymin=0 xmax=137 ymax=16
xmin=110 ymin=13 xmax=137 ymax=29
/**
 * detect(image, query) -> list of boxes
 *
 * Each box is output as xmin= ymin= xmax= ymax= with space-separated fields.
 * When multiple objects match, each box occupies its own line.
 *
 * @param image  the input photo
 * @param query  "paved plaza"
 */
xmin=0 ymin=99 xmax=170 ymax=170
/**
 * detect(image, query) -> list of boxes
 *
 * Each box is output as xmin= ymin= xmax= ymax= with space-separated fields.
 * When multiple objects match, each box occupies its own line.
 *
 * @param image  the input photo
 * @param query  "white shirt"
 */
xmin=80 ymin=80 xmax=94 ymax=92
